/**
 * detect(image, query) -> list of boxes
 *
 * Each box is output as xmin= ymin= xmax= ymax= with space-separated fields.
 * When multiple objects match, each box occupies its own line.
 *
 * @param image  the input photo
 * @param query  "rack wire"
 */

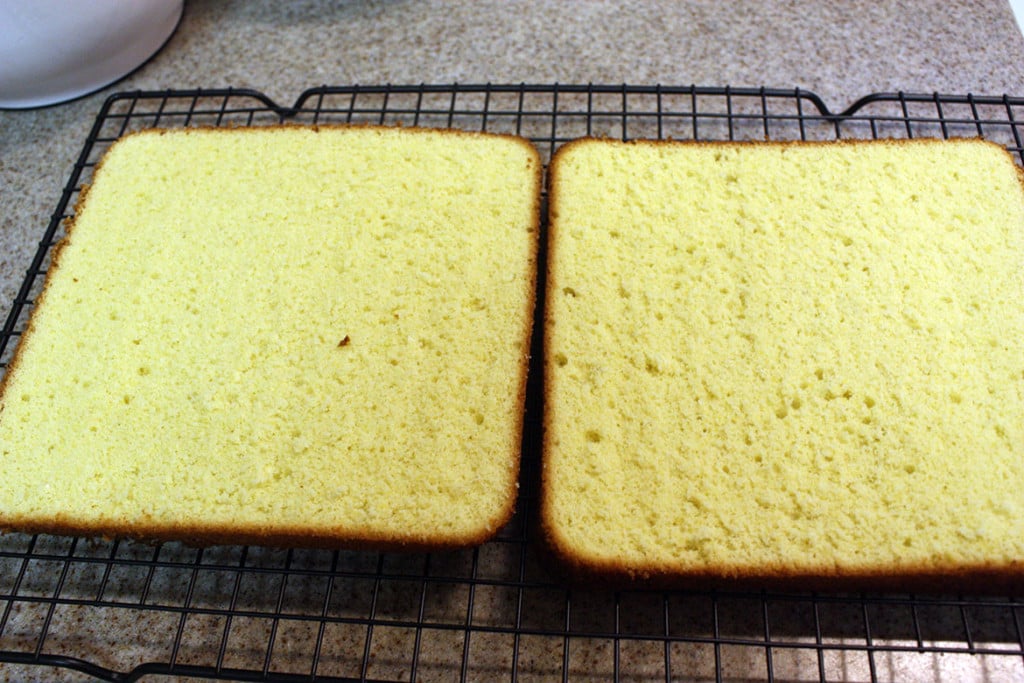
xmin=3 ymin=84 xmax=1024 ymax=682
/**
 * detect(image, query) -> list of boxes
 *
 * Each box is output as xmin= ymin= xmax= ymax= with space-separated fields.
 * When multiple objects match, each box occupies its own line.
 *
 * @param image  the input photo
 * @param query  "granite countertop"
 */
xmin=3 ymin=1 xmax=1024 ymax=681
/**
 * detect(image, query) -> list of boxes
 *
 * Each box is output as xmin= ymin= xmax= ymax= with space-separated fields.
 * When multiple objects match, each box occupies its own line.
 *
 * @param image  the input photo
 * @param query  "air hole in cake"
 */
xmin=790 ymin=397 xmax=802 ymax=410
xmin=950 ymin=392 xmax=962 ymax=404
xmin=864 ymin=396 xmax=876 ymax=409
xmin=585 ymin=430 xmax=602 ymax=443
xmin=137 ymin=366 xmax=150 ymax=376
xmin=563 ymin=287 xmax=578 ymax=298
xmin=775 ymin=406 xmax=788 ymax=419
xmin=554 ymin=353 xmax=568 ymax=367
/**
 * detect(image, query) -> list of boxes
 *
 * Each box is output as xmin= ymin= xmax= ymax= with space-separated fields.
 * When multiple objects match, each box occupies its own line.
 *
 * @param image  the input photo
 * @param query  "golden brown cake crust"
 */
xmin=541 ymin=136 xmax=1024 ymax=593
xmin=0 ymin=123 xmax=541 ymax=551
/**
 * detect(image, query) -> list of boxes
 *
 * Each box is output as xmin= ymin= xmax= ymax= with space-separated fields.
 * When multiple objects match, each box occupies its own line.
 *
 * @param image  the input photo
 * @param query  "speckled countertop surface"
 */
xmin=4 ymin=1 xmax=1024 ymax=681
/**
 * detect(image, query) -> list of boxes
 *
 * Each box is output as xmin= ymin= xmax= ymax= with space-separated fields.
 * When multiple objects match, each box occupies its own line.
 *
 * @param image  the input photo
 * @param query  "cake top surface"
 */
xmin=543 ymin=137 xmax=1024 ymax=585
xmin=0 ymin=124 xmax=541 ymax=548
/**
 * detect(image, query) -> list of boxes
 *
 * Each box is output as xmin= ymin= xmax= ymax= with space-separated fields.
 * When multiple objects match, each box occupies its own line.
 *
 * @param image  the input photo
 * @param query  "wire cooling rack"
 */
xmin=3 ymin=84 xmax=1024 ymax=682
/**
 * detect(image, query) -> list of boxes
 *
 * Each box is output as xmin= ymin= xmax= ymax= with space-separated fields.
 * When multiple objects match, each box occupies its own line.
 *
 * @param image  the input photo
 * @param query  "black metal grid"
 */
xmin=3 ymin=84 xmax=1024 ymax=682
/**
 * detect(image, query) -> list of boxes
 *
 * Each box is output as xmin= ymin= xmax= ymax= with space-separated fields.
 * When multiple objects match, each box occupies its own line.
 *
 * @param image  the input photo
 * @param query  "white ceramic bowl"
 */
xmin=0 ymin=0 xmax=183 ymax=109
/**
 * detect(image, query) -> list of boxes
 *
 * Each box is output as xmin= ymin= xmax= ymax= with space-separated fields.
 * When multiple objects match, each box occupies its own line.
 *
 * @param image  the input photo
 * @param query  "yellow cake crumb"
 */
xmin=0 ymin=124 xmax=540 ymax=549
xmin=542 ymin=137 xmax=1024 ymax=588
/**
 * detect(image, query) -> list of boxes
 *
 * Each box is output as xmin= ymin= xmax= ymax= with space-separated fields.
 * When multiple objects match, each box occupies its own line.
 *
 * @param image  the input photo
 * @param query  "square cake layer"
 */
xmin=542 ymin=138 xmax=1024 ymax=590
xmin=0 ymin=125 xmax=540 ymax=549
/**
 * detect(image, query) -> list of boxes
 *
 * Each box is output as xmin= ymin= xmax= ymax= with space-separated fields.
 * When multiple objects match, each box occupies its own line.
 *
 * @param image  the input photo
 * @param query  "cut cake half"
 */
xmin=0 ymin=124 xmax=541 ymax=549
xmin=542 ymin=137 xmax=1024 ymax=591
